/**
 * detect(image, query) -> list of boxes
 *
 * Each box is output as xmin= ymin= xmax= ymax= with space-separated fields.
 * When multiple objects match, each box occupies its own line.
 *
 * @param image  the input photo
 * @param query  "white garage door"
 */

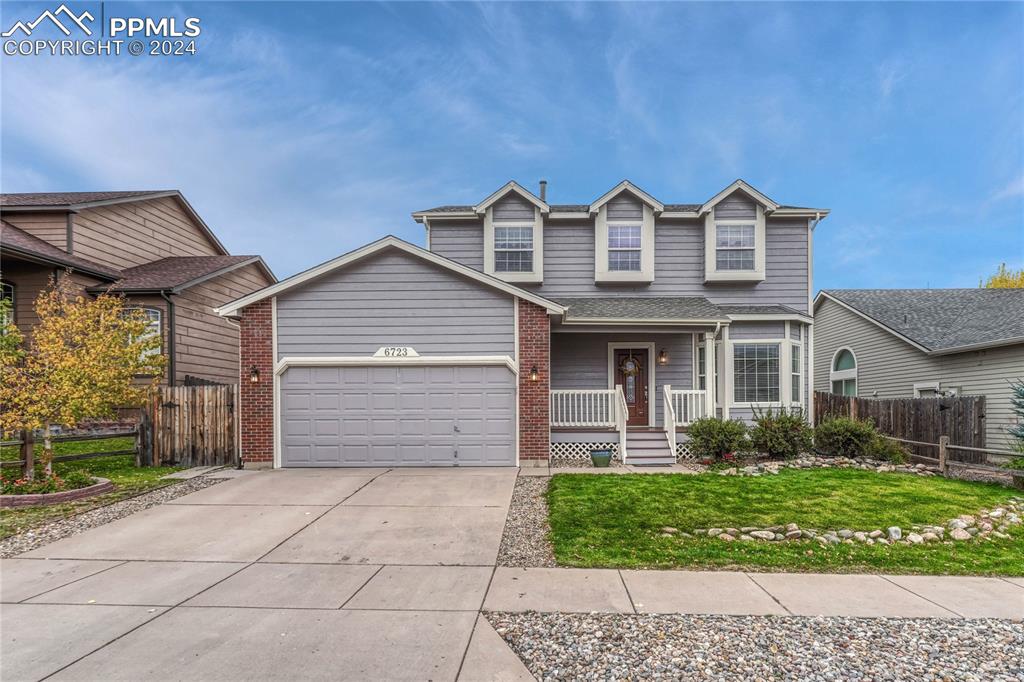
xmin=280 ymin=364 xmax=516 ymax=467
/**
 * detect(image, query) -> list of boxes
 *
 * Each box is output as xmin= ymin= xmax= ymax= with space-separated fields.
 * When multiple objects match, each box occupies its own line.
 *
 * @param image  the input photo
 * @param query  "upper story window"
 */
xmin=715 ymin=224 xmax=755 ymax=270
xmin=494 ymin=226 xmax=534 ymax=273
xmin=607 ymin=224 xmax=642 ymax=271
xmin=704 ymin=196 xmax=766 ymax=283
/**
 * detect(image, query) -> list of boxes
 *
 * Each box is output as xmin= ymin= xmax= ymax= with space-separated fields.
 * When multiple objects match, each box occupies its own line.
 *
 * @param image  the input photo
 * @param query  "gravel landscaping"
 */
xmin=487 ymin=612 xmax=1024 ymax=681
xmin=0 ymin=475 xmax=224 ymax=558
xmin=498 ymin=476 xmax=555 ymax=567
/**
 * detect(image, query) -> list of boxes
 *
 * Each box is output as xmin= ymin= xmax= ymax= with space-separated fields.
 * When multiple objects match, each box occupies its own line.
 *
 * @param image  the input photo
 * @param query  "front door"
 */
xmin=614 ymin=348 xmax=649 ymax=426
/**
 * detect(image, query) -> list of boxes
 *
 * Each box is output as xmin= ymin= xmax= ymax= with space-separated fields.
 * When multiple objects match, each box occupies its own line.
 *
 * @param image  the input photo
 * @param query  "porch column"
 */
xmin=704 ymin=332 xmax=716 ymax=418
xmin=517 ymin=299 xmax=550 ymax=466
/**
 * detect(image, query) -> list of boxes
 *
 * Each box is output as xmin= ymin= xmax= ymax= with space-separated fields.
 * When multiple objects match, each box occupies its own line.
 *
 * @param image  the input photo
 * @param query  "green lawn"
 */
xmin=1 ymin=438 xmax=183 ymax=540
xmin=548 ymin=469 xmax=1024 ymax=575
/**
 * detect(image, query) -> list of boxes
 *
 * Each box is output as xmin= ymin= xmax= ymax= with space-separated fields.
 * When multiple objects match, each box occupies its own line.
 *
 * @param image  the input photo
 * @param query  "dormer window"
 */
xmin=494 ymin=226 xmax=534 ymax=273
xmin=704 ymin=194 xmax=766 ymax=283
xmin=482 ymin=187 xmax=545 ymax=283
xmin=607 ymin=224 xmax=642 ymax=271
xmin=715 ymin=224 xmax=756 ymax=270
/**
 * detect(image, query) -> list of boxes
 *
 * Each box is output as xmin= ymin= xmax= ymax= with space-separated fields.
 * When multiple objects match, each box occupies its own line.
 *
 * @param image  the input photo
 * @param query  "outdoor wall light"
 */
xmin=249 ymin=365 xmax=260 ymax=384
xmin=529 ymin=365 xmax=539 ymax=382
xmin=657 ymin=349 xmax=669 ymax=365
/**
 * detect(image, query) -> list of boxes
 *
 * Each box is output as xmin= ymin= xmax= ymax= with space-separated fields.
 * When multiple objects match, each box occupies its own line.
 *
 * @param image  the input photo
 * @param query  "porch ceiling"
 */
xmin=554 ymin=296 xmax=729 ymax=325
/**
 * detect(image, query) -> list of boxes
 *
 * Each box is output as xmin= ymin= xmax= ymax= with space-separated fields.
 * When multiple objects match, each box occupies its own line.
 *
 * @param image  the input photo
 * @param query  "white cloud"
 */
xmin=992 ymin=174 xmax=1024 ymax=201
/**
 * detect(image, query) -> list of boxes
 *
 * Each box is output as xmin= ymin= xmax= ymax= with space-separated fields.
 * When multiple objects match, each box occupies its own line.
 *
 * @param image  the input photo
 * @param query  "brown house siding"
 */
xmin=2 ymin=213 xmax=68 ymax=251
xmin=71 ymin=196 xmax=222 ymax=270
xmin=172 ymin=262 xmax=273 ymax=385
xmin=0 ymin=262 xmax=103 ymax=339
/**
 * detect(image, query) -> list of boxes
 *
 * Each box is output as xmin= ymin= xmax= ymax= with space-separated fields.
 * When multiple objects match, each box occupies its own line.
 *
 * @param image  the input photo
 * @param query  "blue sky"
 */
xmin=2 ymin=1 xmax=1022 ymax=289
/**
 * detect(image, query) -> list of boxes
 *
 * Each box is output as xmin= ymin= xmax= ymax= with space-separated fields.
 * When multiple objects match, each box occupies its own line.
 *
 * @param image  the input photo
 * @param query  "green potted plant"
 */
xmin=590 ymin=447 xmax=613 ymax=468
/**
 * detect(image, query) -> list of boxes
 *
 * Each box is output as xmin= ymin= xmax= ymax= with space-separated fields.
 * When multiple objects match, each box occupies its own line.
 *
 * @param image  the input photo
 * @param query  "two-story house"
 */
xmin=219 ymin=179 xmax=827 ymax=468
xmin=1 ymin=191 xmax=275 ymax=386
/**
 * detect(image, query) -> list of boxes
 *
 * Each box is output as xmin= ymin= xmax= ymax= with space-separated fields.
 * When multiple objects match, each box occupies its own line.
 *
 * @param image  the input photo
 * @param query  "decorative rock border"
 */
xmin=0 ymin=477 xmax=114 ymax=508
xmin=659 ymin=498 xmax=1023 ymax=546
xmin=715 ymin=454 xmax=939 ymax=477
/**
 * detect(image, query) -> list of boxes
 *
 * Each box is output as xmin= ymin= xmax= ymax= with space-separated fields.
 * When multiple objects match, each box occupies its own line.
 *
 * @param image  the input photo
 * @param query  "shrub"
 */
xmin=869 ymin=435 xmax=909 ymax=464
xmin=0 ymin=468 xmax=94 ymax=495
xmin=1003 ymin=457 xmax=1024 ymax=472
xmin=687 ymin=417 xmax=748 ymax=461
xmin=813 ymin=416 xmax=877 ymax=459
xmin=749 ymin=407 xmax=812 ymax=460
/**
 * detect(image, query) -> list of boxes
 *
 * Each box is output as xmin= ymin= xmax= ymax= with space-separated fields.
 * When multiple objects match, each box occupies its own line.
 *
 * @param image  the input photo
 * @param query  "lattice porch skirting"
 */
xmin=550 ymin=437 xmax=697 ymax=465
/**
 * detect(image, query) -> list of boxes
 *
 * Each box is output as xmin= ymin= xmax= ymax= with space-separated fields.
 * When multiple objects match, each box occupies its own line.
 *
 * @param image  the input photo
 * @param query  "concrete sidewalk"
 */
xmin=483 ymin=567 xmax=1024 ymax=620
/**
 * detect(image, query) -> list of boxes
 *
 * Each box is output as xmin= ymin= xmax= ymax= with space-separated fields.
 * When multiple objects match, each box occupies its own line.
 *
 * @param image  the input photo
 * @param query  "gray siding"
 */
xmin=606 ymin=194 xmax=643 ymax=220
xmin=729 ymin=322 xmax=786 ymax=339
xmin=714 ymin=191 xmax=757 ymax=220
xmin=428 ymin=221 xmax=483 ymax=271
xmin=429 ymin=216 xmax=810 ymax=313
xmin=276 ymin=248 xmax=514 ymax=358
xmin=813 ymin=298 xmax=1024 ymax=448
xmin=551 ymin=332 xmax=694 ymax=427
xmin=493 ymin=194 xmax=535 ymax=221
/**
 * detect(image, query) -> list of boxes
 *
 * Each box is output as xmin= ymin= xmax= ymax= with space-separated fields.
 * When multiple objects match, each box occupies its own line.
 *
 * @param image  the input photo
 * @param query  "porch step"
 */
xmin=625 ymin=430 xmax=675 ymax=466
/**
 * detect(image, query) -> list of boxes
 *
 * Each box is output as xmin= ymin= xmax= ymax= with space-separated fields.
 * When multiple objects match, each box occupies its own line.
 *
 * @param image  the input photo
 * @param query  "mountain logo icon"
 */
xmin=2 ymin=4 xmax=95 ymax=38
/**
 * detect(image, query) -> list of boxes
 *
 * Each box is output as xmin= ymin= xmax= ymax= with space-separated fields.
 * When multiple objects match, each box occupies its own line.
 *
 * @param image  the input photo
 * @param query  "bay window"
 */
xmin=732 ymin=343 xmax=780 ymax=403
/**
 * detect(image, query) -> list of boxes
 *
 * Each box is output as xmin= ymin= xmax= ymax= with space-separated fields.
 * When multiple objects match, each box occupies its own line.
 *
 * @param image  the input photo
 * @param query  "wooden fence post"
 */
xmin=137 ymin=408 xmax=154 ymax=467
xmin=938 ymin=435 xmax=949 ymax=475
xmin=20 ymin=429 xmax=35 ymax=480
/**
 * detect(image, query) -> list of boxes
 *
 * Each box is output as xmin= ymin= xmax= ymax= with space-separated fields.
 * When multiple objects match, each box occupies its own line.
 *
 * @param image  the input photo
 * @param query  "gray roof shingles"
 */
xmin=555 ymin=296 xmax=728 ymax=322
xmin=718 ymin=304 xmax=806 ymax=316
xmin=822 ymin=288 xmax=1024 ymax=352
xmin=0 ymin=191 xmax=171 ymax=207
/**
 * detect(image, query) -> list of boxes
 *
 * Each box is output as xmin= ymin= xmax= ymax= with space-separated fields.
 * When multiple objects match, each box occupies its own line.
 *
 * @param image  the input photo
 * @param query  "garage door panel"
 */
xmin=281 ymin=364 xmax=515 ymax=468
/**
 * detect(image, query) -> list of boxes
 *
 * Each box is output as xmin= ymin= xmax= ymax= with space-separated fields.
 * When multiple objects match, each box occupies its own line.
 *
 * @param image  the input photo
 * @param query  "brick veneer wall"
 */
xmin=518 ymin=299 xmax=550 ymax=465
xmin=239 ymin=298 xmax=273 ymax=465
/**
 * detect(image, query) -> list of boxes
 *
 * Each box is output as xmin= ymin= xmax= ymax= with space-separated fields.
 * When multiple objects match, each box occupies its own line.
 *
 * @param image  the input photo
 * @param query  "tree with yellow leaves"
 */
xmin=0 ymin=275 xmax=165 ymax=478
xmin=982 ymin=263 xmax=1024 ymax=288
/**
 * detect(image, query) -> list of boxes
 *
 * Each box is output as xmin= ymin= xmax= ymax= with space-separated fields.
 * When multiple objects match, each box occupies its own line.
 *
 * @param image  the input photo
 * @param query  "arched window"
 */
xmin=830 ymin=347 xmax=857 ymax=396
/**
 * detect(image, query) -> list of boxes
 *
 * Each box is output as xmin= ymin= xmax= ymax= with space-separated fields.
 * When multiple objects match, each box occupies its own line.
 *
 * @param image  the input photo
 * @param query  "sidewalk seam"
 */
xmin=878 ymin=575 xmax=964 ymax=618
xmin=744 ymin=573 xmax=794 ymax=615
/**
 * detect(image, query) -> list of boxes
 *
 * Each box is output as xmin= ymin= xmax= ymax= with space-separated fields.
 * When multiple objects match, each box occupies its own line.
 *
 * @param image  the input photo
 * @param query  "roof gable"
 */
xmin=216 ymin=236 xmax=564 ymax=317
xmin=589 ymin=180 xmax=663 ymax=215
xmin=473 ymin=181 xmax=549 ymax=215
xmin=815 ymin=289 xmax=1024 ymax=354
xmin=699 ymin=179 xmax=779 ymax=215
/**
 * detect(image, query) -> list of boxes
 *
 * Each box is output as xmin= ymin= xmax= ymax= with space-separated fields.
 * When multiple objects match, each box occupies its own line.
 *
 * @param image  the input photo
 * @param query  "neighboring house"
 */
xmin=814 ymin=289 xmax=1024 ymax=449
xmin=1 ymin=191 xmax=275 ymax=385
xmin=220 ymin=179 xmax=827 ymax=468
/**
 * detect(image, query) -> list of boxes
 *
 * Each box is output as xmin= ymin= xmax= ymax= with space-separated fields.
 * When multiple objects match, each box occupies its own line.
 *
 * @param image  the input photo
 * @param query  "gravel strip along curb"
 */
xmin=498 ymin=476 xmax=556 ymax=567
xmin=0 ymin=476 xmax=225 ymax=558
xmin=486 ymin=612 xmax=1024 ymax=681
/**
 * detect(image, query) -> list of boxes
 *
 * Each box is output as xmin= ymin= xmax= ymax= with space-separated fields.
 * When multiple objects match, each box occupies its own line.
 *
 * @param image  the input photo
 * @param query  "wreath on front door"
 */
xmin=619 ymin=354 xmax=641 ymax=377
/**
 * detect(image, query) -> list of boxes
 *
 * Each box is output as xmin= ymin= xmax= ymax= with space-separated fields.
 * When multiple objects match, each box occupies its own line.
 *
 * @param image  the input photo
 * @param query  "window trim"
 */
xmin=595 ymin=202 xmax=654 ymax=283
xmin=790 ymin=341 xmax=803 ymax=405
xmin=129 ymin=306 xmax=163 ymax=359
xmin=730 ymin=340 xmax=784 ymax=407
xmin=492 ymin=224 xmax=535 ymax=274
xmin=829 ymin=346 xmax=858 ymax=397
xmin=913 ymin=381 xmax=941 ymax=398
xmin=704 ymin=205 xmax=766 ymax=283
xmin=484 ymin=205 xmax=543 ymax=283
xmin=0 ymin=279 xmax=15 ymax=328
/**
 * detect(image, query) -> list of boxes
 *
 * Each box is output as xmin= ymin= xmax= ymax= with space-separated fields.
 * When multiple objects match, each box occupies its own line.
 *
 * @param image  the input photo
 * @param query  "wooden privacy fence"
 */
xmin=143 ymin=384 xmax=238 ymax=468
xmin=813 ymin=391 xmax=986 ymax=462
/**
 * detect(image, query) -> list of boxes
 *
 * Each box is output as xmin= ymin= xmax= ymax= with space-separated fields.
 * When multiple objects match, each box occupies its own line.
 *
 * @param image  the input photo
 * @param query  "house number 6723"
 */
xmin=374 ymin=346 xmax=419 ymax=358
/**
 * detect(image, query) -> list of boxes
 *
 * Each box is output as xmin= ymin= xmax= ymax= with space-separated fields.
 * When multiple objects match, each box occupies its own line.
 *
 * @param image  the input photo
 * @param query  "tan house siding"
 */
xmin=0 ymin=262 xmax=103 ymax=339
xmin=72 ymin=196 xmax=222 ymax=270
xmin=2 ymin=212 xmax=68 ymax=251
xmin=814 ymin=297 xmax=1024 ymax=448
xmin=173 ymin=262 xmax=273 ymax=384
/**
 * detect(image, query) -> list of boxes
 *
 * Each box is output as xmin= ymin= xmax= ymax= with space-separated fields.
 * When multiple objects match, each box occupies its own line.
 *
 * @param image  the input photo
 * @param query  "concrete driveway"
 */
xmin=1 ymin=468 xmax=532 ymax=682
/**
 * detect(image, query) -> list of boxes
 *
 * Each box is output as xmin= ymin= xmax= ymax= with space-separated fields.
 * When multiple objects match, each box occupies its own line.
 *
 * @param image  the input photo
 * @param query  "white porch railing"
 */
xmin=615 ymin=384 xmax=628 ymax=462
xmin=550 ymin=390 xmax=617 ymax=428
xmin=668 ymin=389 xmax=708 ymax=426
xmin=663 ymin=384 xmax=677 ymax=454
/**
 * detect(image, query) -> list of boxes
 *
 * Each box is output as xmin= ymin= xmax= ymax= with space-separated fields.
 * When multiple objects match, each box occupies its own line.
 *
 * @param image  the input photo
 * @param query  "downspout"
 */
xmin=423 ymin=217 xmax=431 ymax=250
xmin=160 ymin=291 xmax=176 ymax=386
